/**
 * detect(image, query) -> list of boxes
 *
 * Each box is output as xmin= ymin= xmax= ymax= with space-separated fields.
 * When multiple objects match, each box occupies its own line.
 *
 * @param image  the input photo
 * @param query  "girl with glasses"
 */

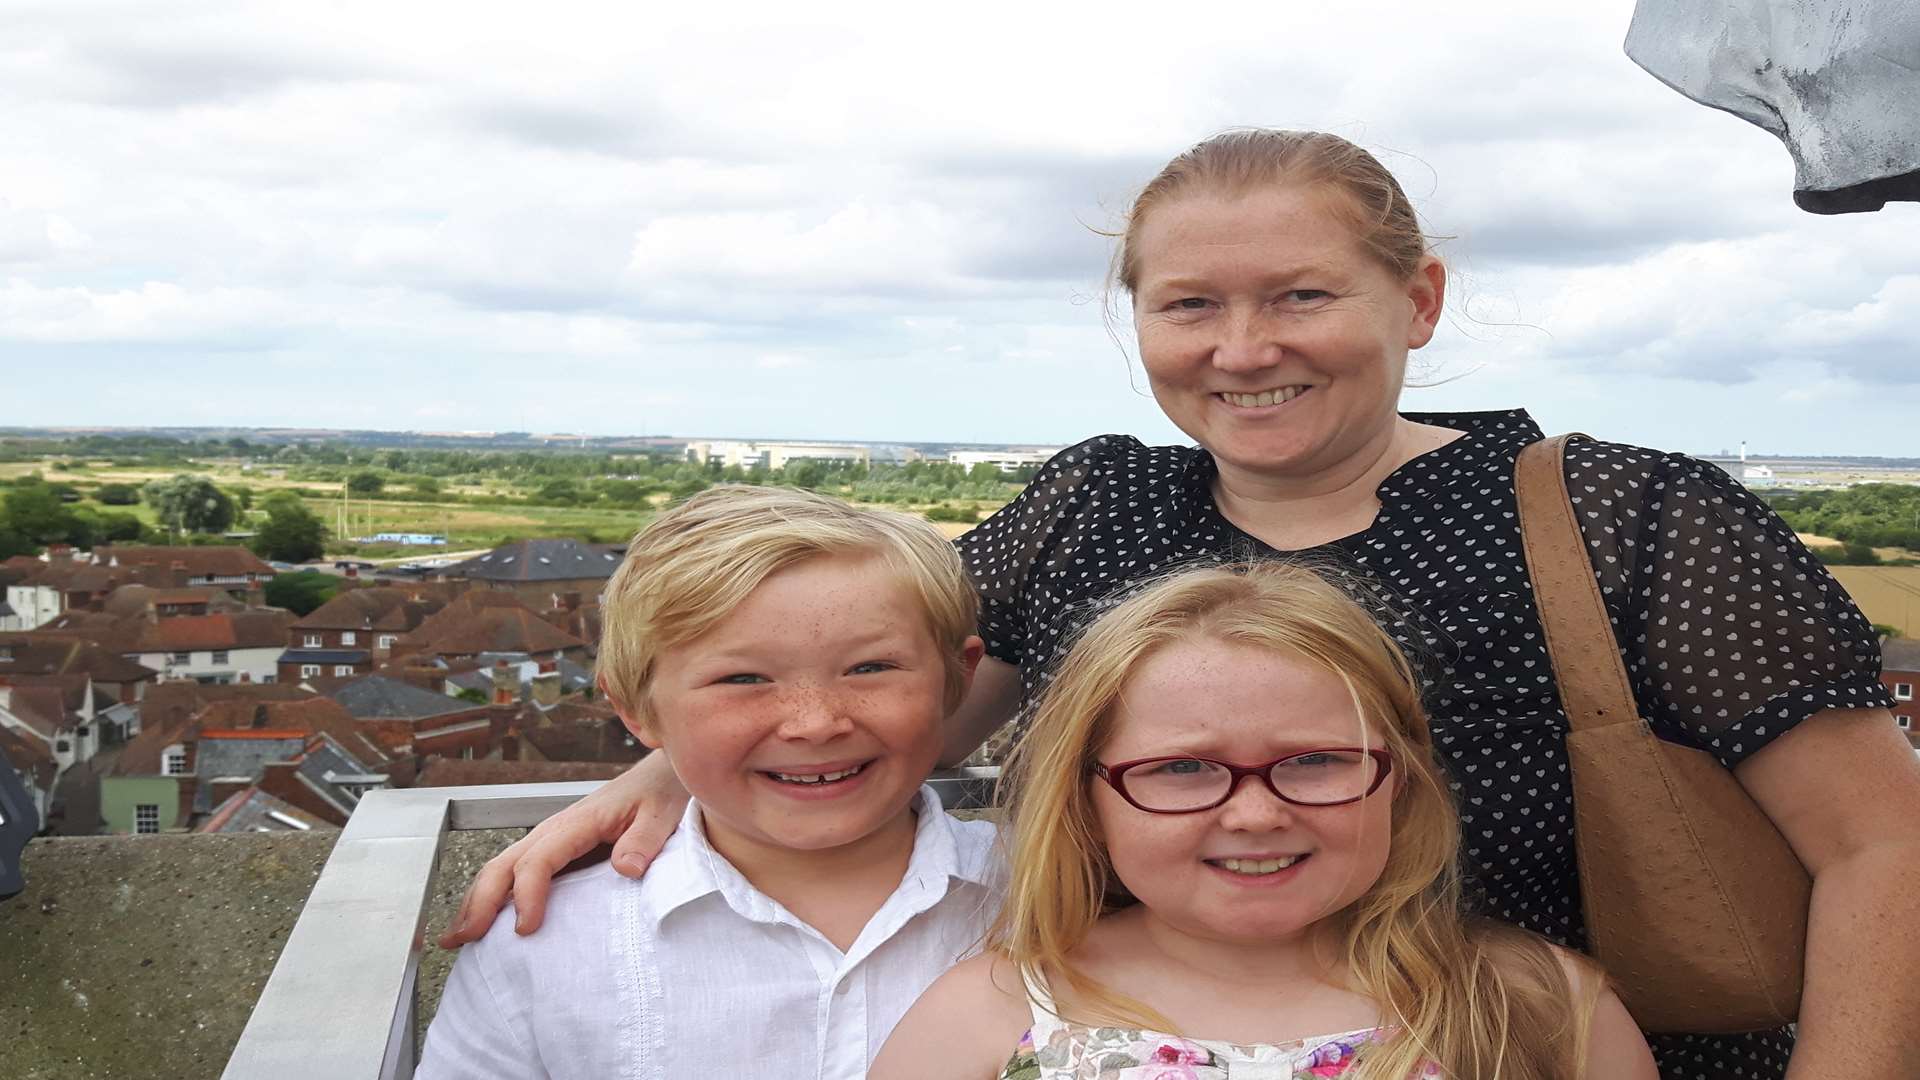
xmin=872 ymin=563 xmax=1657 ymax=1080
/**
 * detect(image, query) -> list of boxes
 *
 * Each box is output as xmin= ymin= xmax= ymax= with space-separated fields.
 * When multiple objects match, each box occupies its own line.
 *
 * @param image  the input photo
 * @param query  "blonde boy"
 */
xmin=418 ymin=486 xmax=998 ymax=1079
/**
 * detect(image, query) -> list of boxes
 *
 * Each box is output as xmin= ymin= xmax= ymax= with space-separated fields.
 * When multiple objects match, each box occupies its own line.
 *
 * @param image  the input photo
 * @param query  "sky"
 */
xmin=2 ymin=0 xmax=1915 ymax=456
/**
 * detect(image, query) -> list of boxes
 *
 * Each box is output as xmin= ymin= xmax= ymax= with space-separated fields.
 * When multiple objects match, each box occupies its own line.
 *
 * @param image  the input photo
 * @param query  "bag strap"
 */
xmin=1514 ymin=434 xmax=1642 ymax=735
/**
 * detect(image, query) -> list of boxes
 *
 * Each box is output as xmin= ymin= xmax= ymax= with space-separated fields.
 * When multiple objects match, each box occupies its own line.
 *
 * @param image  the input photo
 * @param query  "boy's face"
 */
xmin=632 ymin=551 xmax=981 ymax=863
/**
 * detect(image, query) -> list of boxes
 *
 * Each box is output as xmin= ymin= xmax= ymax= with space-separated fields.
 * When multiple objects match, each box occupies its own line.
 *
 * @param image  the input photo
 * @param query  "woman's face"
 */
xmin=1129 ymin=184 xmax=1444 ymax=482
xmin=1092 ymin=638 xmax=1398 ymax=949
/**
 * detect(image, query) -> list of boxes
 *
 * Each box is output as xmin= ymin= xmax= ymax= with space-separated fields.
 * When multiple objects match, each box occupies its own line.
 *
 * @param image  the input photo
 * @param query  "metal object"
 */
xmin=1626 ymin=0 xmax=1920 ymax=213
xmin=222 ymin=767 xmax=1001 ymax=1079
xmin=0 ymin=747 xmax=38 ymax=900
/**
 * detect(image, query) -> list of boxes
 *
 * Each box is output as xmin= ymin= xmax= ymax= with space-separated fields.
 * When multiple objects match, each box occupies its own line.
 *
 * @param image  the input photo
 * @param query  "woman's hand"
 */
xmin=437 ymin=752 xmax=688 ymax=947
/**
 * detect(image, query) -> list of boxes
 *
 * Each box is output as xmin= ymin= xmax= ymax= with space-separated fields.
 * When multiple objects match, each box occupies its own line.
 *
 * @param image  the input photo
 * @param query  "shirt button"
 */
xmin=834 ymin=981 xmax=852 ymax=996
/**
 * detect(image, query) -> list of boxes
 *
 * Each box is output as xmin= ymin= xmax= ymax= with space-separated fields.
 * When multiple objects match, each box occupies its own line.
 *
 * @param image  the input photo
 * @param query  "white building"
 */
xmin=683 ymin=440 xmax=872 ymax=471
xmin=947 ymin=448 xmax=1064 ymax=474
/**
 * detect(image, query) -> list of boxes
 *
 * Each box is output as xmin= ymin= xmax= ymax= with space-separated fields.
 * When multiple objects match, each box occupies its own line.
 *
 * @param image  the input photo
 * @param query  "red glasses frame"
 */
xmin=1093 ymin=747 xmax=1395 ymax=815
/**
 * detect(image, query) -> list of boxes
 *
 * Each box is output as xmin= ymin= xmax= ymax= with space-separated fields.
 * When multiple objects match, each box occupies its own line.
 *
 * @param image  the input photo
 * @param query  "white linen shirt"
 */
xmin=417 ymin=786 xmax=1003 ymax=1080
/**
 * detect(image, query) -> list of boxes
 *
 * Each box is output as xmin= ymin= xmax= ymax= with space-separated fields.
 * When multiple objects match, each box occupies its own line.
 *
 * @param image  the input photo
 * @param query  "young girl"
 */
xmin=872 ymin=563 xmax=1657 ymax=1079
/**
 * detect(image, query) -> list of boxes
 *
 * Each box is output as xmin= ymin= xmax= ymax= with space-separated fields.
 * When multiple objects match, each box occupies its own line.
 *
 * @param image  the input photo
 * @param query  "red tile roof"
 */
xmin=0 ymin=633 xmax=160 ymax=683
xmin=293 ymin=586 xmax=446 ymax=633
xmin=128 ymin=610 xmax=293 ymax=653
xmin=95 ymin=545 xmax=276 ymax=580
xmin=398 ymin=592 xmax=588 ymax=658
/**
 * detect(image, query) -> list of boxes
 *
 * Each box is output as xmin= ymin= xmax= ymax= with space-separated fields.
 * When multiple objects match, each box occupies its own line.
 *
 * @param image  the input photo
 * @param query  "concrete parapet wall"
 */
xmin=1 ymin=830 xmax=520 ymax=1080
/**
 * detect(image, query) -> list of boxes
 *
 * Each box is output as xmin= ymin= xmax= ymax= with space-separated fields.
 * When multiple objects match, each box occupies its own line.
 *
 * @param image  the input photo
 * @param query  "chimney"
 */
xmin=500 ymin=734 xmax=520 ymax=761
xmin=490 ymin=660 xmax=518 ymax=706
xmin=48 ymin=544 xmax=73 ymax=563
xmin=561 ymin=591 xmax=581 ymax=612
xmin=530 ymin=670 xmax=562 ymax=709
xmin=238 ymin=672 xmax=252 ymax=684
xmin=252 ymin=703 xmax=271 ymax=729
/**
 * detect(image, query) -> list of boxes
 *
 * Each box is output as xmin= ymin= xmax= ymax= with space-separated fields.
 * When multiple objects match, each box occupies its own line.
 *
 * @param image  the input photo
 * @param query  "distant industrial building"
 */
xmin=683 ymin=440 xmax=871 ymax=470
xmin=947 ymin=448 xmax=1063 ymax=474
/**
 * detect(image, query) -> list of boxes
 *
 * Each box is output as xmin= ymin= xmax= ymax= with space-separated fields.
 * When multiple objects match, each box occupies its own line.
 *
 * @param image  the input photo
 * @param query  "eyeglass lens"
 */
xmin=1123 ymin=751 xmax=1381 ymax=811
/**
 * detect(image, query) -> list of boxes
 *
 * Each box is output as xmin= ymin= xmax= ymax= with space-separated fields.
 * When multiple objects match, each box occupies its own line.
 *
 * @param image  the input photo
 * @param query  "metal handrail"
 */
xmin=221 ymin=767 xmax=1001 ymax=1079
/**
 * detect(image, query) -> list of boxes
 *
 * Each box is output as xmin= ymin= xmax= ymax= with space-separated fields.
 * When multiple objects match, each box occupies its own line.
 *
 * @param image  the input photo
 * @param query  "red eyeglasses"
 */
xmin=1093 ymin=748 xmax=1394 ymax=814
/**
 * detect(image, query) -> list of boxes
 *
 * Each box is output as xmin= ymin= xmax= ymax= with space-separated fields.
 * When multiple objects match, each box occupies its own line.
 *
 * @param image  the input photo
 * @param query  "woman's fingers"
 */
xmin=437 ymin=840 xmax=528 ymax=948
xmin=611 ymin=795 xmax=683 ymax=878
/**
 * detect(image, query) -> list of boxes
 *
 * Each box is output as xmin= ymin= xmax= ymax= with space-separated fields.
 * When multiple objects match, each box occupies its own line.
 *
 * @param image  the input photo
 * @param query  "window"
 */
xmin=303 ymin=634 xmax=322 ymax=648
xmin=300 ymin=664 xmax=321 ymax=677
xmin=170 ymin=651 xmax=191 ymax=665
xmin=377 ymin=635 xmax=396 ymax=650
xmin=163 ymin=747 xmax=188 ymax=776
xmin=1898 ymin=715 xmax=1911 ymax=730
xmin=1895 ymin=682 xmax=1914 ymax=702
xmin=55 ymin=739 xmax=70 ymax=753
xmin=76 ymin=725 xmax=89 ymax=738
xmin=341 ymin=631 xmax=357 ymax=646
xmin=134 ymin=804 xmax=161 ymax=834
xmin=211 ymin=650 xmax=229 ymax=665
xmin=334 ymin=665 xmax=354 ymax=676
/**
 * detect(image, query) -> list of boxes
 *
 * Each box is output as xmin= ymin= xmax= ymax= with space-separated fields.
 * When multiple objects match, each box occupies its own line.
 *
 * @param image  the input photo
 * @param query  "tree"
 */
xmin=81 ymin=510 xmax=145 ymax=543
xmin=409 ymin=476 xmax=443 ymax=498
xmin=2 ymin=486 xmax=86 ymax=546
xmin=251 ymin=498 xmax=328 ymax=563
xmin=143 ymin=475 xmax=236 ymax=534
xmin=346 ymin=471 xmax=386 ymax=496
xmin=968 ymin=461 xmax=1004 ymax=483
xmin=534 ymin=479 xmax=582 ymax=505
xmin=784 ymin=461 xmax=825 ymax=489
xmin=94 ymin=483 xmax=141 ymax=506
xmin=264 ymin=570 xmax=341 ymax=616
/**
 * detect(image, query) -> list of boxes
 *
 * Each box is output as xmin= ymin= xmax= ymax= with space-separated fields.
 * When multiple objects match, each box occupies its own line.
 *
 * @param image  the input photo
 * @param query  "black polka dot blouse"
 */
xmin=957 ymin=409 xmax=1895 ymax=1080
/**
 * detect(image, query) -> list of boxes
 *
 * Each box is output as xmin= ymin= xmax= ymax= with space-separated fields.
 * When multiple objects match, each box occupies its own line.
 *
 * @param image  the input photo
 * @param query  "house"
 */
xmin=502 ymin=698 xmax=644 ymax=767
xmin=0 ymin=674 xmax=103 ymax=772
xmin=3 ymin=549 xmax=138 ymax=630
xmin=102 ymin=694 xmax=393 ymax=833
xmin=0 ymin=634 xmax=160 ymax=709
xmin=327 ymin=674 xmax=498 ymax=760
xmin=434 ymin=538 xmax=620 ymax=610
xmin=125 ymin=610 xmax=294 ymax=686
xmin=1882 ymin=639 xmax=1920 ymax=748
xmin=390 ymin=591 xmax=590 ymax=668
xmin=92 ymin=545 xmax=277 ymax=600
xmin=277 ymin=586 xmax=446 ymax=684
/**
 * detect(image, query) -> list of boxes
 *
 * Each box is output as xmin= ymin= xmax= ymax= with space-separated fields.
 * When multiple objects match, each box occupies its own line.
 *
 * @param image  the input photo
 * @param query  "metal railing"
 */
xmin=221 ymin=767 xmax=1001 ymax=1079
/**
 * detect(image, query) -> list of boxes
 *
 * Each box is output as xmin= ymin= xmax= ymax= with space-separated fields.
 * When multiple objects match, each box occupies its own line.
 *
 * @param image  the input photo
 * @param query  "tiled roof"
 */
xmin=416 ymin=759 xmax=632 ymax=787
xmin=329 ymin=674 xmax=472 ymax=722
xmin=0 ymin=631 xmax=159 ymax=682
xmin=397 ymin=593 xmax=588 ymax=658
xmin=100 ymin=585 xmax=232 ymax=619
xmin=129 ymin=610 xmax=294 ymax=653
xmin=517 ymin=708 xmax=644 ymax=765
xmin=292 ymin=586 xmax=446 ymax=633
xmin=439 ymin=539 xmax=621 ymax=584
xmin=5 ymin=685 xmax=74 ymax=738
xmin=95 ymin=545 xmax=276 ymax=579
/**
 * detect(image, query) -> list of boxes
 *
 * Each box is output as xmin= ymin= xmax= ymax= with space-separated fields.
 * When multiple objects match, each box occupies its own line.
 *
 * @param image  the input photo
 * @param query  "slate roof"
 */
xmin=196 ymin=734 xmax=308 ymax=782
xmin=1883 ymin=639 xmax=1920 ymax=673
xmin=439 ymin=539 xmax=621 ymax=584
xmin=198 ymin=786 xmax=333 ymax=833
xmin=329 ymin=674 xmax=472 ymax=722
xmin=277 ymin=648 xmax=372 ymax=665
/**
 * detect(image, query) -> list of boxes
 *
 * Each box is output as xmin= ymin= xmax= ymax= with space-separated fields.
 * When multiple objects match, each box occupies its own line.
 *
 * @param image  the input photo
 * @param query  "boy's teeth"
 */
xmin=1217 ymin=855 xmax=1305 ymax=875
xmin=769 ymin=763 xmax=866 ymax=784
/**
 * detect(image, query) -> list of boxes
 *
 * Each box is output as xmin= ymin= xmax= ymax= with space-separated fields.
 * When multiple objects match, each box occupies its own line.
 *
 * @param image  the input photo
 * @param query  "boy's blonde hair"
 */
xmin=995 ymin=562 xmax=1599 ymax=1080
xmin=597 ymin=485 xmax=978 ymax=731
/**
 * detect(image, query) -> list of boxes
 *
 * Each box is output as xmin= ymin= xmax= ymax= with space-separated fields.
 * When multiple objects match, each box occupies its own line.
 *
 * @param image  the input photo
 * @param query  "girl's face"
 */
xmin=1092 ymin=637 xmax=1398 ymax=949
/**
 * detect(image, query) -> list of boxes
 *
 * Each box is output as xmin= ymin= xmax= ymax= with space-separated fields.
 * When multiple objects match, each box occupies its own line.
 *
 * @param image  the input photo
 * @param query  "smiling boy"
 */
xmin=417 ymin=486 xmax=999 ymax=1079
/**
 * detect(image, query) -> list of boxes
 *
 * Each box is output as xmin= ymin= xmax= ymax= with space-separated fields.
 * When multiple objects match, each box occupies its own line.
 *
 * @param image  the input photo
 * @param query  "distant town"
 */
xmin=0 ymin=425 xmax=1915 ymax=844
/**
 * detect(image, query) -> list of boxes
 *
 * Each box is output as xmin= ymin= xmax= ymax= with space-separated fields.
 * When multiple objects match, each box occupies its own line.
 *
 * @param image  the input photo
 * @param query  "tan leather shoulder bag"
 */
xmin=1514 ymin=434 xmax=1809 ymax=1034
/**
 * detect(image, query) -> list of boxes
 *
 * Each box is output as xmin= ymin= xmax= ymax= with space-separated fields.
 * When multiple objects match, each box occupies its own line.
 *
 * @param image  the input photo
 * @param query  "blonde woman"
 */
xmin=872 ymin=564 xmax=1657 ymax=1079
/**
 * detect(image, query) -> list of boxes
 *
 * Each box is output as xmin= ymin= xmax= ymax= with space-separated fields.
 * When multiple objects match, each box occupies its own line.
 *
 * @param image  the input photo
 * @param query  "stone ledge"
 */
xmin=1 ymin=830 xmax=521 ymax=1080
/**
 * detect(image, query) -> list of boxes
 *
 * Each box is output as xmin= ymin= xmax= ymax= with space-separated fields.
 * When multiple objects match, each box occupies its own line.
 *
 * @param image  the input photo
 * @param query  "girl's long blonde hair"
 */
xmin=993 ymin=563 xmax=1600 ymax=1079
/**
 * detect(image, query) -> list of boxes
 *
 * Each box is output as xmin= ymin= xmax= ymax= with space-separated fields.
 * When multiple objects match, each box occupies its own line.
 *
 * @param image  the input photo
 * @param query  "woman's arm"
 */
xmin=940 ymin=654 xmax=1022 ymax=766
xmin=871 ymin=952 xmax=1033 ymax=1080
xmin=438 ymin=751 xmax=687 ymax=946
xmin=1735 ymin=706 xmax=1920 ymax=1080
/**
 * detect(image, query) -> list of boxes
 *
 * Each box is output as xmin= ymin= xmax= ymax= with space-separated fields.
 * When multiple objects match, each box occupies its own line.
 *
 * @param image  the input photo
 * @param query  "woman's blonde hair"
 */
xmin=596 ymin=485 xmax=978 ymax=731
xmin=994 ymin=563 xmax=1599 ymax=1079
xmin=1114 ymin=128 xmax=1431 ymax=294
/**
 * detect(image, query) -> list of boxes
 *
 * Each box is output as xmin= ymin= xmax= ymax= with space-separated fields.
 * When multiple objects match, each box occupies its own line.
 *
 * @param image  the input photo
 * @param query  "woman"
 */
xmin=440 ymin=131 xmax=1920 ymax=1079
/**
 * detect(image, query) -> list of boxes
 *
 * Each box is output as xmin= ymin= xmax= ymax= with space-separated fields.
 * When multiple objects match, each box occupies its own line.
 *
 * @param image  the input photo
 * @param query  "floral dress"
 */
xmin=999 ymin=975 xmax=1442 ymax=1080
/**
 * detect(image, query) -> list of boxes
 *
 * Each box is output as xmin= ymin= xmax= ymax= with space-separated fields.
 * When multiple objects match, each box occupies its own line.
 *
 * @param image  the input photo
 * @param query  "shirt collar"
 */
xmin=636 ymin=784 xmax=997 ymax=928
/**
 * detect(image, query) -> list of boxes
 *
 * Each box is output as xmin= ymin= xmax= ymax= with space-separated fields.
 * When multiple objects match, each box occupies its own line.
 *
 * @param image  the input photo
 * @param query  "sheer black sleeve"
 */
xmin=1566 ymin=440 xmax=1895 ymax=767
xmin=955 ymin=435 xmax=1138 ymax=666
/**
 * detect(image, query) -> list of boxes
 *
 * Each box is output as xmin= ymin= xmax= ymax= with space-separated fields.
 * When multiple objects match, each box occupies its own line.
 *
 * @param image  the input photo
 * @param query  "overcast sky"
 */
xmin=2 ymin=0 xmax=1914 ymax=455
